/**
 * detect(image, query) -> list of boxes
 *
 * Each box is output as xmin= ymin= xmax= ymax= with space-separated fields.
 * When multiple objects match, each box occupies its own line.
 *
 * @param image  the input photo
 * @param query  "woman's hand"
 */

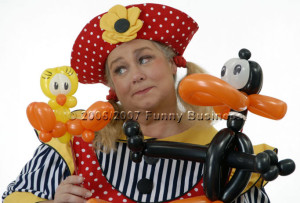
xmin=53 ymin=175 xmax=92 ymax=203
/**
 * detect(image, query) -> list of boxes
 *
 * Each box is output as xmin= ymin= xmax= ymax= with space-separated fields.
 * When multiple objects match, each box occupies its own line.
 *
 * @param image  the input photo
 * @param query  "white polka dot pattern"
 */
xmin=71 ymin=3 xmax=199 ymax=84
xmin=72 ymin=136 xmax=205 ymax=202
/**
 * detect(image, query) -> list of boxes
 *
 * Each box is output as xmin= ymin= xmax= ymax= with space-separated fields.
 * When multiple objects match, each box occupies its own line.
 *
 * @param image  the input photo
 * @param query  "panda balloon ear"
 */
xmin=239 ymin=49 xmax=251 ymax=60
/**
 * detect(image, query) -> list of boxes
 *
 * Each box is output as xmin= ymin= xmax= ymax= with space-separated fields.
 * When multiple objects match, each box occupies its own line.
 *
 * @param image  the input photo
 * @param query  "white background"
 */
xmin=0 ymin=0 xmax=299 ymax=202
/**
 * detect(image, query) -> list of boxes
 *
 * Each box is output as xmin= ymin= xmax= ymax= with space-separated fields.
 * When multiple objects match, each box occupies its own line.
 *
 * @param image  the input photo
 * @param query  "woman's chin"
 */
xmin=127 ymin=99 xmax=159 ymax=112
xmin=138 ymin=102 xmax=157 ymax=111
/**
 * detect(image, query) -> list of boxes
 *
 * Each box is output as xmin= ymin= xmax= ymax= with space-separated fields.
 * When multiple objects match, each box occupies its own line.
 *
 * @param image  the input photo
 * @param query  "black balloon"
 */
xmin=123 ymin=117 xmax=295 ymax=203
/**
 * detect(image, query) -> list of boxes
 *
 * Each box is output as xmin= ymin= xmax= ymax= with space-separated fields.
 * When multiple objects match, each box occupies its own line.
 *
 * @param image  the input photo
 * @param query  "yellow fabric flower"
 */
xmin=100 ymin=5 xmax=143 ymax=44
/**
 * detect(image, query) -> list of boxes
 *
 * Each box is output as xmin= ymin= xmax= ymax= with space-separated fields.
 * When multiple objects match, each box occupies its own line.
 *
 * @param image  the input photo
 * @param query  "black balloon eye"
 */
xmin=64 ymin=82 xmax=69 ymax=90
xmin=233 ymin=65 xmax=242 ymax=75
xmin=221 ymin=66 xmax=226 ymax=77
xmin=54 ymin=82 xmax=59 ymax=90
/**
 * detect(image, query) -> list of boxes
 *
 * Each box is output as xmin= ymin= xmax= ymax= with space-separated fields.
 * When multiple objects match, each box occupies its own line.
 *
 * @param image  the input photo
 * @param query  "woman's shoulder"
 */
xmin=2 ymin=142 xmax=72 ymax=202
xmin=37 ymin=137 xmax=75 ymax=175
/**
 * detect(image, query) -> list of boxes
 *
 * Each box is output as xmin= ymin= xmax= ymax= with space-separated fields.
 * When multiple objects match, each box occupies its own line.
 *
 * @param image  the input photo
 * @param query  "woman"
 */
xmin=2 ymin=3 xmax=271 ymax=203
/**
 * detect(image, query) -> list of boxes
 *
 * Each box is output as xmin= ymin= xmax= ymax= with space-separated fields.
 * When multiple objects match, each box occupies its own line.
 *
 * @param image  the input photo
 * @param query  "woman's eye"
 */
xmin=139 ymin=56 xmax=152 ymax=64
xmin=114 ymin=66 xmax=127 ymax=75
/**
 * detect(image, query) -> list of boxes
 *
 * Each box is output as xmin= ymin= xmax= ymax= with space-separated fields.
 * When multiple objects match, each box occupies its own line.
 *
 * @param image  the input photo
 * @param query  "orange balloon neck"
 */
xmin=56 ymin=94 xmax=67 ymax=106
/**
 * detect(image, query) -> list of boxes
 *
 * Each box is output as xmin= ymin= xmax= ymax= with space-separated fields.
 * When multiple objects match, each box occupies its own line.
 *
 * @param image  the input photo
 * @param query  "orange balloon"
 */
xmin=213 ymin=106 xmax=230 ymax=120
xmin=39 ymin=131 xmax=52 ymax=142
xmin=178 ymin=74 xmax=249 ymax=112
xmin=82 ymin=130 xmax=95 ymax=143
xmin=248 ymin=94 xmax=287 ymax=120
xmin=27 ymin=102 xmax=40 ymax=130
xmin=86 ymin=198 xmax=109 ymax=203
xmin=26 ymin=102 xmax=56 ymax=132
xmin=81 ymin=101 xmax=114 ymax=131
xmin=67 ymin=119 xmax=85 ymax=135
xmin=171 ymin=196 xmax=223 ymax=203
xmin=56 ymin=94 xmax=67 ymax=106
xmin=52 ymin=121 xmax=67 ymax=138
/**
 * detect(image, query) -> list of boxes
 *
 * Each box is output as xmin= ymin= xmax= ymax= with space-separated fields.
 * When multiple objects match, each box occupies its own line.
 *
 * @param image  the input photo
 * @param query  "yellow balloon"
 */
xmin=65 ymin=96 xmax=77 ymax=108
xmin=58 ymin=132 xmax=72 ymax=144
xmin=40 ymin=66 xmax=78 ymax=144
xmin=54 ymin=107 xmax=71 ymax=123
xmin=40 ymin=66 xmax=78 ymax=101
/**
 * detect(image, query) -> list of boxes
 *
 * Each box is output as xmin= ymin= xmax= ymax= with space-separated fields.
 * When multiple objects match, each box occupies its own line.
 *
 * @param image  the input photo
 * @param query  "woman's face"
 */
xmin=107 ymin=39 xmax=177 ymax=112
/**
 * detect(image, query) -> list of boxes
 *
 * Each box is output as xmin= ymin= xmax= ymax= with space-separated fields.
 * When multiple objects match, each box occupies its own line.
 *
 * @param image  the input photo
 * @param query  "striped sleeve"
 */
xmin=2 ymin=144 xmax=71 ymax=201
xmin=233 ymin=187 xmax=270 ymax=203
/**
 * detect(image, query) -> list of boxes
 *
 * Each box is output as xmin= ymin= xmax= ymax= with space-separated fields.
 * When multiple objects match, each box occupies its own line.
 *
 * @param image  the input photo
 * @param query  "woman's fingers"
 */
xmin=55 ymin=175 xmax=92 ymax=203
xmin=61 ymin=175 xmax=85 ymax=185
xmin=58 ymin=184 xmax=92 ymax=198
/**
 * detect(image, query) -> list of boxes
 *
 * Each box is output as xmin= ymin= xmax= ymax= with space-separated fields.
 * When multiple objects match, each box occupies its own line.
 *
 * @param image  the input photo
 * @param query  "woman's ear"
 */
xmin=171 ymin=59 xmax=177 ymax=75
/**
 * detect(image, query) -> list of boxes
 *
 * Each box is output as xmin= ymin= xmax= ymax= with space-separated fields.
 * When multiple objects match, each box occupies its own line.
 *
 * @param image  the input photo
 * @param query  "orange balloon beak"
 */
xmin=178 ymin=74 xmax=249 ymax=112
xmin=56 ymin=94 xmax=67 ymax=106
xmin=248 ymin=94 xmax=287 ymax=120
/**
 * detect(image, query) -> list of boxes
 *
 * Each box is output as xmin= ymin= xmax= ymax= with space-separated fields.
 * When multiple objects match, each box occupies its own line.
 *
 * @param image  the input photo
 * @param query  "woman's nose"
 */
xmin=132 ymin=68 xmax=146 ymax=84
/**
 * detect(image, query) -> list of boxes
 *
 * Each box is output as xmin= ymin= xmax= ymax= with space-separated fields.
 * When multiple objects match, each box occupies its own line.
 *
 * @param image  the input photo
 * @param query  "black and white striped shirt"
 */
xmin=97 ymin=142 xmax=203 ymax=202
xmin=2 ymin=143 xmax=270 ymax=203
xmin=2 ymin=144 xmax=71 ymax=201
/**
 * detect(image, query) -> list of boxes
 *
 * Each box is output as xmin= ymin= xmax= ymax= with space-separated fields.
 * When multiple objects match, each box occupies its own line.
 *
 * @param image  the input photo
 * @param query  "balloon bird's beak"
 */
xmin=56 ymin=94 xmax=67 ymax=106
xmin=178 ymin=74 xmax=249 ymax=112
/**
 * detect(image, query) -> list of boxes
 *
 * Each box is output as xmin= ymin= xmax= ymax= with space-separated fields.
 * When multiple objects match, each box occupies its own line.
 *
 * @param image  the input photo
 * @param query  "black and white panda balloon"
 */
xmin=221 ymin=48 xmax=263 ymax=95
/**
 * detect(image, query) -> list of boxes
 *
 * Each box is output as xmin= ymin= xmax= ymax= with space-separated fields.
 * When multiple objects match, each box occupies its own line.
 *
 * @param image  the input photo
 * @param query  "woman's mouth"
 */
xmin=133 ymin=87 xmax=154 ymax=96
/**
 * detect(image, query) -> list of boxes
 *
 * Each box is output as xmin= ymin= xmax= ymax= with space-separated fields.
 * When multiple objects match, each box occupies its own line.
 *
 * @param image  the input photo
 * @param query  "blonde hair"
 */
xmin=93 ymin=41 xmax=213 ymax=152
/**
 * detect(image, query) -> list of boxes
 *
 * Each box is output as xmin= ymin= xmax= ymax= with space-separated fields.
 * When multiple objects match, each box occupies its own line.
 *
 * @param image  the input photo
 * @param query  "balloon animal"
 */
xmin=123 ymin=119 xmax=295 ymax=203
xmin=122 ymin=49 xmax=295 ymax=203
xmin=180 ymin=48 xmax=292 ymax=202
xmin=40 ymin=66 xmax=78 ymax=143
xmin=179 ymin=49 xmax=287 ymax=121
xmin=27 ymin=66 xmax=114 ymax=143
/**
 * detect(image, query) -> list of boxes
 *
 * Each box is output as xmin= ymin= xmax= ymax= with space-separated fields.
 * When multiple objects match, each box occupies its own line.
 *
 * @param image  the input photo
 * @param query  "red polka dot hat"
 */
xmin=71 ymin=3 xmax=198 ymax=96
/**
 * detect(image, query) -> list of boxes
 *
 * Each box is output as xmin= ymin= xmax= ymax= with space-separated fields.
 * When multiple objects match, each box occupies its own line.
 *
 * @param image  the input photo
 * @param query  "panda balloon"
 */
xmin=220 ymin=49 xmax=263 ymax=132
xmin=204 ymin=49 xmax=289 ymax=202
xmin=221 ymin=49 xmax=263 ymax=95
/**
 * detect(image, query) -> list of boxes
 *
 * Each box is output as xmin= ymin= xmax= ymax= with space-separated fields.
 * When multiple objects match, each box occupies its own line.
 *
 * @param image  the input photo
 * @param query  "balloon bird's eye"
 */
xmin=221 ymin=66 xmax=226 ymax=77
xmin=233 ymin=65 xmax=242 ymax=75
xmin=54 ymin=82 xmax=59 ymax=90
xmin=49 ymin=73 xmax=71 ymax=96
xmin=64 ymin=82 xmax=69 ymax=90
xmin=221 ymin=58 xmax=250 ymax=89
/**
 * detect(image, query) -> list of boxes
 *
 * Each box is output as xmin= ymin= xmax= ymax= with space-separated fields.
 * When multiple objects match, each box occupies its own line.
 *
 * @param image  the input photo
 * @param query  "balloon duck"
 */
xmin=26 ymin=66 xmax=114 ymax=143
xmin=39 ymin=66 xmax=78 ymax=143
xmin=197 ymin=49 xmax=289 ymax=202
xmin=122 ymin=49 xmax=295 ymax=203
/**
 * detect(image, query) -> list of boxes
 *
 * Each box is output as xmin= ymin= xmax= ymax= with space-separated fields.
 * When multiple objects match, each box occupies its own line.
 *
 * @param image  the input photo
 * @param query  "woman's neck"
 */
xmin=136 ymin=111 xmax=191 ymax=139
xmin=124 ymin=98 xmax=191 ymax=138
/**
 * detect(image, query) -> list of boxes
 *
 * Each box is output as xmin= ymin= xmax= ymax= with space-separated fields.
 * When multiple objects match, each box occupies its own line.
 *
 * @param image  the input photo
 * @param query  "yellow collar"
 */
xmin=119 ymin=124 xmax=217 ymax=145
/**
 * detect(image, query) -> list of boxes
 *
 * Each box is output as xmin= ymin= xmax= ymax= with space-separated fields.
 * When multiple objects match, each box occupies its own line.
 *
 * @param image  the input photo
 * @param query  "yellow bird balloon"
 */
xmin=40 ymin=66 xmax=78 ymax=143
